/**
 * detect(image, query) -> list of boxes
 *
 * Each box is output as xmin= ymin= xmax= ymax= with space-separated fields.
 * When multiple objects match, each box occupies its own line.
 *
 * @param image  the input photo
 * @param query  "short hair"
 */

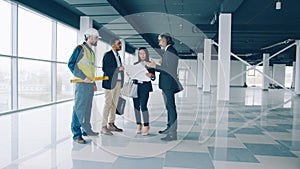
xmin=158 ymin=32 xmax=175 ymax=45
xmin=110 ymin=38 xmax=120 ymax=46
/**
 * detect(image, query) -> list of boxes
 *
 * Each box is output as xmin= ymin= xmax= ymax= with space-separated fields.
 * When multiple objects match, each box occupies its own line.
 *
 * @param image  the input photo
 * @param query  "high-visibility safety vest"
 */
xmin=77 ymin=44 xmax=95 ymax=79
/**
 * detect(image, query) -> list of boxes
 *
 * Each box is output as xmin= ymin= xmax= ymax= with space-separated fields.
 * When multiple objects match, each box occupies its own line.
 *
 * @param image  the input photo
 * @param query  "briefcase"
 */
xmin=116 ymin=96 xmax=126 ymax=115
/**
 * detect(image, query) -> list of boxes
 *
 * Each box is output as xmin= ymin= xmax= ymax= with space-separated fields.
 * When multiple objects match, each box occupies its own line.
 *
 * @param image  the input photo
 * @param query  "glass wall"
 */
xmin=285 ymin=66 xmax=293 ymax=88
xmin=0 ymin=1 xmax=80 ymax=114
xmin=0 ymin=0 xmax=11 ymax=55
xmin=18 ymin=7 xmax=52 ymax=60
xmin=57 ymin=23 xmax=77 ymax=62
xmin=56 ymin=23 xmax=78 ymax=100
xmin=18 ymin=60 xmax=51 ymax=108
xmin=246 ymin=66 xmax=263 ymax=87
xmin=0 ymin=0 xmax=12 ymax=112
xmin=0 ymin=57 xmax=11 ymax=112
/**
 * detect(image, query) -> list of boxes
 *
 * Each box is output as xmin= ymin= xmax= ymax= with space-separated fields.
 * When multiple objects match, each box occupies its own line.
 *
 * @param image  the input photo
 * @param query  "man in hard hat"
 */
xmin=68 ymin=28 xmax=100 ymax=144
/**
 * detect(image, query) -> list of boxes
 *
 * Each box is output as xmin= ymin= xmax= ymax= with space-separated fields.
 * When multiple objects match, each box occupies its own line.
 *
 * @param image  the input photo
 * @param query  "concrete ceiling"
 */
xmin=11 ymin=0 xmax=300 ymax=65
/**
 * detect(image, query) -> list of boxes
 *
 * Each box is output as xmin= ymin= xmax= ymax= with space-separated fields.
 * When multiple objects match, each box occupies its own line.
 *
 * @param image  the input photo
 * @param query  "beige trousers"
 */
xmin=102 ymin=82 xmax=121 ymax=127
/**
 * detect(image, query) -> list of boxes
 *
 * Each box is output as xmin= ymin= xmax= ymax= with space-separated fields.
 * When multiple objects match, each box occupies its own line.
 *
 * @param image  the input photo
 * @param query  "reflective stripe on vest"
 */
xmin=77 ymin=44 xmax=95 ymax=79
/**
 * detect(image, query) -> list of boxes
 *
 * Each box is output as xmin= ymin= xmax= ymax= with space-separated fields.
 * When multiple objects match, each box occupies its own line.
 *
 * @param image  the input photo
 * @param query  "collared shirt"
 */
xmin=112 ymin=50 xmax=122 ymax=80
xmin=165 ymin=45 xmax=171 ymax=51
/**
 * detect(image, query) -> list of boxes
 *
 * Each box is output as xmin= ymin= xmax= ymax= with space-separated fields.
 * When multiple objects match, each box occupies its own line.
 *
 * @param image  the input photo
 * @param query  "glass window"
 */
xmin=18 ymin=59 xmax=51 ymax=108
xmin=18 ymin=6 xmax=52 ymax=60
xmin=57 ymin=23 xmax=78 ymax=62
xmin=0 ymin=0 xmax=12 ymax=55
xmin=57 ymin=63 xmax=73 ymax=101
xmin=285 ymin=66 xmax=293 ymax=88
xmin=0 ymin=57 xmax=11 ymax=113
xmin=246 ymin=66 xmax=263 ymax=87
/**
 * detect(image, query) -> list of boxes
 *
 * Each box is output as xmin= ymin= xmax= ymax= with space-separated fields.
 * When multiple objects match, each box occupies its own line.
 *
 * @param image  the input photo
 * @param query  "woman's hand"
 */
xmin=146 ymin=73 xmax=154 ymax=78
xmin=158 ymin=58 xmax=162 ymax=64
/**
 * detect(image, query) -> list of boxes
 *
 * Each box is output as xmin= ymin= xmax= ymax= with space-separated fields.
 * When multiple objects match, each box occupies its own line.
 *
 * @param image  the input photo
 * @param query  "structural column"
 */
xmin=197 ymin=53 xmax=203 ymax=88
xmin=217 ymin=13 xmax=232 ymax=101
xmin=262 ymin=53 xmax=270 ymax=91
xmin=203 ymin=39 xmax=211 ymax=92
xmin=292 ymin=61 xmax=296 ymax=89
xmin=295 ymin=40 xmax=300 ymax=95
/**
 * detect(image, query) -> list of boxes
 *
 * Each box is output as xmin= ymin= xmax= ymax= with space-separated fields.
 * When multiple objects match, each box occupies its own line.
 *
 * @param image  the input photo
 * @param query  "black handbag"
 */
xmin=116 ymin=96 xmax=126 ymax=115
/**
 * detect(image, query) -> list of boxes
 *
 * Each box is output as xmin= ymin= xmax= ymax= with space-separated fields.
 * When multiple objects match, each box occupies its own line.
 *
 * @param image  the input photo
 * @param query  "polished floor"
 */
xmin=0 ymin=86 xmax=300 ymax=169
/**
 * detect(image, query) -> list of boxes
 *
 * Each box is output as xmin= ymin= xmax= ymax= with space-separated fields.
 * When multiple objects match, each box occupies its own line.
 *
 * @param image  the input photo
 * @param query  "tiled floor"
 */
xmin=0 ymin=86 xmax=300 ymax=169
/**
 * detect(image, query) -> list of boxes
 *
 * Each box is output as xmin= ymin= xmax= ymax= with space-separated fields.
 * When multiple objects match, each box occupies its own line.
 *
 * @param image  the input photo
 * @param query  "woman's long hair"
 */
xmin=134 ymin=47 xmax=150 ymax=65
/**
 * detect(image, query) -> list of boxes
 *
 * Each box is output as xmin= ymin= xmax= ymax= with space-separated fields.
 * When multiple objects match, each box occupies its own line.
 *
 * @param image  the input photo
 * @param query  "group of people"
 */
xmin=68 ymin=28 xmax=182 ymax=144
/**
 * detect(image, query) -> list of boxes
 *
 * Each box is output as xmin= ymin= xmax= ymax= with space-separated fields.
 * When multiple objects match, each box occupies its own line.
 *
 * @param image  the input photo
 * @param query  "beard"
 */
xmin=91 ymin=41 xmax=97 ymax=46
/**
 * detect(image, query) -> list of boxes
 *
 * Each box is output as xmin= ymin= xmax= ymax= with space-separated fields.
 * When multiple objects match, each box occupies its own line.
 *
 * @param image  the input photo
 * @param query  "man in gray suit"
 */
xmin=146 ymin=33 xmax=182 ymax=141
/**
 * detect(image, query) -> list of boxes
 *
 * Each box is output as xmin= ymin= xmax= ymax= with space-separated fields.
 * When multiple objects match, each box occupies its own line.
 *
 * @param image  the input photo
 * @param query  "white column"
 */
xmin=78 ymin=16 xmax=92 ymax=44
xmin=241 ymin=63 xmax=247 ymax=85
xmin=292 ymin=61 xmax=296 ymax=89
xmin=217 ymin=13 xmax=232 ymax=101
xmin=295 ymin=40 xmax=300 ymax=95
xmin=273 ymin=64 xmax=286 ymax=87
xmin=203 ymin=39 xmax=211 ymax=92
xmin=197 ymin=53 xmax=203 ymax=88
xmin=262 ymin=53 xmax=270 ymax=91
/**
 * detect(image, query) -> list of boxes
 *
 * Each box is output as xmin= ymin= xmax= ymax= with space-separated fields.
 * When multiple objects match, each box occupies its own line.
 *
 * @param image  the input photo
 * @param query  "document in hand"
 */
xmin=124 ymin=63 xmax=151 ymax=82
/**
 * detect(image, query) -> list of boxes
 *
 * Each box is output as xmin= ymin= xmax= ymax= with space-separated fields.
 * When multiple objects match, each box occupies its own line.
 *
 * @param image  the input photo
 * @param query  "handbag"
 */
xmin=116 ymin=96 xmax=126 ymax=115
xmin=121 ymin=78 xmax=138 ymax=98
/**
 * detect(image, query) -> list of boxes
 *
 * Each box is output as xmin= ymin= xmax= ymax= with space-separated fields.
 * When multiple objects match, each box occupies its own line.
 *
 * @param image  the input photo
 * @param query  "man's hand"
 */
xmin=94 ymin=85 xmax=97 ymax=91
xmin=145 ymin=60 xmax=156 ymax=68
xmin=119 ymin=66 xmax=124 ymax=71
xmin=83 ymin=77 xmax=92 ymax=83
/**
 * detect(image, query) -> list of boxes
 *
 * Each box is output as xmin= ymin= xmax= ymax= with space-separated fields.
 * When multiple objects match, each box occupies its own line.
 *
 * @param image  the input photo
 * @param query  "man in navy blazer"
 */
xmin=146 ymin=33 xmax=183 ymax=141
xmin=101 ymin=38 xmax=124 ymax=135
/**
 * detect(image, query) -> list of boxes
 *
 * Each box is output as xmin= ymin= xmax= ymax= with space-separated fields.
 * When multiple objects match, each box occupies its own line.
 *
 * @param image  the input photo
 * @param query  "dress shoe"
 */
xmin=161 ymin=133 xmax=177 ymax=141
xmin=158 ymin=128 xmax=169 ymax=134
xmin=108 ymin=123 xmax=123 ymax=132
xmin=136 ymin=124 xmax=142 ymax=134
xmin=101 ymin=126 xmax=113 ymax=135
xmin=142 ymin=126 xmax=150 ymax=136
xmin=74 ymin=137 xmax=86 ymax=144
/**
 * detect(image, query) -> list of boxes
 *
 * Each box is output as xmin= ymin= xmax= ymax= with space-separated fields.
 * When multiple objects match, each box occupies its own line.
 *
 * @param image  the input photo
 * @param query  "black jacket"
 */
xmin=155 ymin=45 xmax=182 ymax=92
xmin=102 ymin=50 xmax=124 ymax=89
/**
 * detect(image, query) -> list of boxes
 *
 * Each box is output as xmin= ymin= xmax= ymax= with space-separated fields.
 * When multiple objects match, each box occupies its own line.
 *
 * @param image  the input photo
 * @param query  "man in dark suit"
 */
xmin=146 ymin=33 xmax=182 ymax=141
xmin=101 ymin=38 xmax=124 ymax=135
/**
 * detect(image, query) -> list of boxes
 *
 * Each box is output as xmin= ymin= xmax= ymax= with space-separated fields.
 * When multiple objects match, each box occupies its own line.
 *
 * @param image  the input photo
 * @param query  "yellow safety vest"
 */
xmin=77 ymin=44 xmax=95 ymax=79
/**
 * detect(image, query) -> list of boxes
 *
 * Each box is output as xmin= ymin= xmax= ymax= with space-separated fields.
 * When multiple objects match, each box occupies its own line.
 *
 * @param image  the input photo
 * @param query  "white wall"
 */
xmin=178 ymin=59 xmax=197 ymax=86
xmin=230 ymin=60 xmax=245 ymax=86
xmin=210 ymin=60 xmax=245 ymax=86
xmin=273 ymin=64 xmax=286 ymax=86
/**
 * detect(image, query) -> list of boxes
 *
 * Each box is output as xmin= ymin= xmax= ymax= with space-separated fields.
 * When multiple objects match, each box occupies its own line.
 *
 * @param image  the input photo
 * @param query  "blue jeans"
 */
xmin=71 ymin=83 xmax=94 ymax=140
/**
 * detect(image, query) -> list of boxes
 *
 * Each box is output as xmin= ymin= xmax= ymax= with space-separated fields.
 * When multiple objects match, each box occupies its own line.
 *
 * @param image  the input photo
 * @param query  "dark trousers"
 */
xmin=162 ymin=89 xmax=177 ymax=133
xmin=133 ymin=85 xmax=150 ymax=126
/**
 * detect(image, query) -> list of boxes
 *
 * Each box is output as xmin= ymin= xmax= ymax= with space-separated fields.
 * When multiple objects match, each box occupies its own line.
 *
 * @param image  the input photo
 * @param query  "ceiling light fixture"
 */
xmin=276 ymin=0 xmax=281 ymax=10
